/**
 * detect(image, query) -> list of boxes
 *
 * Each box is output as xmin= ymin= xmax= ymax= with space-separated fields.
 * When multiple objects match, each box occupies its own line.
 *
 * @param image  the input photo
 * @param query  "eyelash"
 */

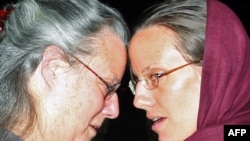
xmin=152 ymin=73 xmax=162 ymax=77
xmin=133 ymin=72 xmax=163 ymax=82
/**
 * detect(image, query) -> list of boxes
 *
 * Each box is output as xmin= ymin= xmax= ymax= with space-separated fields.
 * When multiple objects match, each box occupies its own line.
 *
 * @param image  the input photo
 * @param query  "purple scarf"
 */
xmin=186 ymin=0 xmax=250 ymax=140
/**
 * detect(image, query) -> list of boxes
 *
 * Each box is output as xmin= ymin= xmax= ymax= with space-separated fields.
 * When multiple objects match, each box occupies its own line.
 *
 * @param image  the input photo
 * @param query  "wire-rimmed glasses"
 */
xmin=72 ymin=56 xmax=120 ymax=100
xmin=129 ymin=61 xmax=201 ymax=95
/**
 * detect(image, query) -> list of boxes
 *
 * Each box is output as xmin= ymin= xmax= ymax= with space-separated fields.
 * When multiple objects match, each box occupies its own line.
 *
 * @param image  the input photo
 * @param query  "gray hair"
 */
xmin=135 ymin=0 xmax=206 ymax=62
xmin=0 ymin=0 xmax=128 ymax=138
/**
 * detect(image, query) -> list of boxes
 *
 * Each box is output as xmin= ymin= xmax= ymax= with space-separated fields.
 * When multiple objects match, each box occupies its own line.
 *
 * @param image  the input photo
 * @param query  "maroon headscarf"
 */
xmin=186 ymin=0 xmax=250 ymax=140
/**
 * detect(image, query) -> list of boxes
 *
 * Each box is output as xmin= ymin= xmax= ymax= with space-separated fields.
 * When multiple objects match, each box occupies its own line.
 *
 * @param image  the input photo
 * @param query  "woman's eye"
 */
xmin=131 ymin=74 xmax=139 ymax=84
xmin=148 ymin=73 xmax=161 ymax=79
xmin=154 ymin=73 xmax=162 ymax=77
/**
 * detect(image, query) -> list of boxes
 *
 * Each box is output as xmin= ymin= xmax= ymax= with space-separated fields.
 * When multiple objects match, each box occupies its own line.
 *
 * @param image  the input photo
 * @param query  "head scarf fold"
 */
xmin=186 ymin=0 xmax=250 ymax=140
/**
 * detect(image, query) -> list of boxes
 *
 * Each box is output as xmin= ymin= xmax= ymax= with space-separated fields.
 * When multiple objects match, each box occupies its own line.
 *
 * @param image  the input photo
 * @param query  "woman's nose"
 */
xmin=102 ymin=93 xmax=119 ymax=119
xmin=133 ymin=82 xmax=155 ymax=110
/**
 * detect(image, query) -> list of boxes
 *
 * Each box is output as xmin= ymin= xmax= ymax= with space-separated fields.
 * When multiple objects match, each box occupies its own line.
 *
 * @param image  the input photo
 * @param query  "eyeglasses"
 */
xmin=129 ymin=61 xmax=201 ymax=95
xmin=72 ymin=56 xmax=120 ymax=100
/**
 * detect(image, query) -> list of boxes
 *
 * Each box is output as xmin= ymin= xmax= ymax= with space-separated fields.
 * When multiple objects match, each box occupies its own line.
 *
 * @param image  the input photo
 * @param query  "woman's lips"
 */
xmin=90 ymin=125 xmax=100 ymax=132
xmin=151 ymin=117 xmax=166 ymax=132
xmin=89 ymin=124 xmax=101 ymax=137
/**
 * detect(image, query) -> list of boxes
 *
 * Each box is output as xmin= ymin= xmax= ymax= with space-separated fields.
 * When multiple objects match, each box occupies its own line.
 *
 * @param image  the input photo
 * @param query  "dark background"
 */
xmin=0 ymin=0 xmax=249 ymax=141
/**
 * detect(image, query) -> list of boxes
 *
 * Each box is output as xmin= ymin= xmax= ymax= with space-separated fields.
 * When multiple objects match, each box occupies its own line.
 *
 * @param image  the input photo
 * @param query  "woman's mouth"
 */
xmin=90 ymin=125 xmax=100 ymax=132
xmin=89 ymin=124 xmax=101 ymax=137
xmin=151 ymin=117 xmax=166 ymax=132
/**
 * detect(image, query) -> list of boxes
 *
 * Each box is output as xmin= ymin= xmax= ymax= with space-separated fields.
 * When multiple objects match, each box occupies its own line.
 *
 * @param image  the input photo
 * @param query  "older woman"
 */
xmin=128 ymin=0 xmax=250 ymax=140
xmin=0 ymin=0 xmax=129 ymax=140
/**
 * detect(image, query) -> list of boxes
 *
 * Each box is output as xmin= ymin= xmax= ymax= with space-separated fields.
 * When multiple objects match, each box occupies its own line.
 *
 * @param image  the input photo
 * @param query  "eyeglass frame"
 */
xmin=72 ymin=56 xmax=120 ymax=100
xmin=129 ymin=60 xmax=201 ymax=95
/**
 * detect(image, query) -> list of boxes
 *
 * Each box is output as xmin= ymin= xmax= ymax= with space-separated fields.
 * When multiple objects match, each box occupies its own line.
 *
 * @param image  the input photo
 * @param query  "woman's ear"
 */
xmin=41 ymin=45 xmax=70 ymax=87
